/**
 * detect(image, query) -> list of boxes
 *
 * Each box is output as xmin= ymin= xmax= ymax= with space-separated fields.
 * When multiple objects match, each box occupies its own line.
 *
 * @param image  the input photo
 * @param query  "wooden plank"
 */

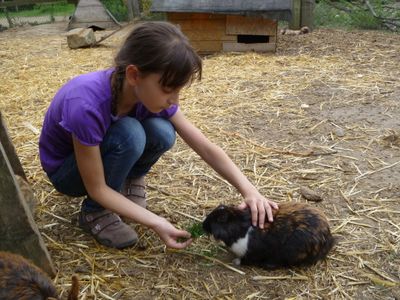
xmin=167 ymin=12 xmax=225 ymax=20
xmin=168 ymin=16 xmax=226 ymax=31
xmin=184 ymin=30 xmax=236 ymax=42
xmin=0 ymin=124 xmax=55 ymax=277
xmin=151 ymin=0 xmax=293 ymax=14
xmin=167 ymin=12 xmax=277 ymax=54
xmin=190 ymin=40 xmax=222 ymax=53
xmin=175 ymin=20 xmax=226 ymax=31
xmin=0 ymin=112 xmax=26 ymax=180
xmin=269 ymin=20 xmax=278 ymax=45
xmin=223 ymin=42 xmax=276 ymax=53
xmin=167 ymin=13 xmax=228 ymax=53
xmin=226 ymin=15 xmax=277 ymax=36
xmin=289 ymin=0 xmax=302 ymax=29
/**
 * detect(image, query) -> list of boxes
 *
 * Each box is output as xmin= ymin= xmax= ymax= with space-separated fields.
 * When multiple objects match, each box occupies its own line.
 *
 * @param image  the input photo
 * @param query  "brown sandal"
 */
xmin=122 ymin=177 xmax=147 ymax=209
xmin=78 ymin=209 xmax=138 ymax=249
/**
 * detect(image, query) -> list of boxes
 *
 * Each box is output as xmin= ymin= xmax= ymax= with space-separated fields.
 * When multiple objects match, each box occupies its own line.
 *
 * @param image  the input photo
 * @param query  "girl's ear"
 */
xmin=125 ymin=65 xmax=140 ymax=86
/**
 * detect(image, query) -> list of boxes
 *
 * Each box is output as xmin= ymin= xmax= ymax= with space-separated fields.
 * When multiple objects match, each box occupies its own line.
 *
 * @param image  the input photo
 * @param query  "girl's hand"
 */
xmin=238 ymin=191 xmax=279 ymax=228
xmin=152 ymin=217 xmax=193 ymax=249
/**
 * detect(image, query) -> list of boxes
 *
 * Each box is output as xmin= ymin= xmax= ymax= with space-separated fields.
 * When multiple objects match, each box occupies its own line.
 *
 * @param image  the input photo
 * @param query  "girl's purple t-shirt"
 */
xmin=39 ymin=69 xmax=178 ymax=174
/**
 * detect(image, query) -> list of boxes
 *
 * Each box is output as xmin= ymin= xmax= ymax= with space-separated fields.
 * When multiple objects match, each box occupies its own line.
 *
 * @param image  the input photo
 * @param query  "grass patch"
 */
xmin=314 ymin=0 xmax=385 ymax=30
xmin=314 ymin=1 xmax=354 ymax=29
xmin=100 ymin=0 xmax=128 ymax=22
xmin=177 ymin=221 xmax=205 ymax=244
xmin=186 ymin=221 xmax=205 ymax=239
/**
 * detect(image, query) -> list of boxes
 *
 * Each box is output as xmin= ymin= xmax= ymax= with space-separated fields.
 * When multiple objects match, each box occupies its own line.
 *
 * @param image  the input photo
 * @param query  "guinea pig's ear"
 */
xmin=216 ymin=204 xmax=225 ymax=210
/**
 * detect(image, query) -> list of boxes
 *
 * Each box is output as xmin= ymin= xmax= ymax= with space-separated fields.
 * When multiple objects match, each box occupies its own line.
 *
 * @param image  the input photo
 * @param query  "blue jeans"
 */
xmin=48 ymin=117 xmax=176 ymax=212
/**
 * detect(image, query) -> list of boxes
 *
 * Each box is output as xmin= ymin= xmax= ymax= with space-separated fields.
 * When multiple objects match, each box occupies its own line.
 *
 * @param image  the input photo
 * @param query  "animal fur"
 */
xmin=0 ymin=251 xmax=79 ymax=300
xmin=281 ymin=26 xmax=310 ymax=35
xmin=203 ymin=202 xmax=335 ymax=269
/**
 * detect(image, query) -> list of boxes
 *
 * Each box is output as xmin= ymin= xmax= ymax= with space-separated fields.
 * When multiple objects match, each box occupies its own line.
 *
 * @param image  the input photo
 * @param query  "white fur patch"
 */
xmin=232 ymin=258 xmax=241 ymax=266
xmin=230 ymin=227 xmax=252 ymax=258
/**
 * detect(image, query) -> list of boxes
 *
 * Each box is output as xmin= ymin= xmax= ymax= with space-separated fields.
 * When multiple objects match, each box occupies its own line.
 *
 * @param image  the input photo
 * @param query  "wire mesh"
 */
xmin=0 ymin=1 xmax=73 ymax=31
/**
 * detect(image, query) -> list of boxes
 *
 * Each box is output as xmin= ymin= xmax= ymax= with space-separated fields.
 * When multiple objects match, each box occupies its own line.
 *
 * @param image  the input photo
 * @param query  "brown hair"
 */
xmin=111 ymin=21 xmax=202 ymax=113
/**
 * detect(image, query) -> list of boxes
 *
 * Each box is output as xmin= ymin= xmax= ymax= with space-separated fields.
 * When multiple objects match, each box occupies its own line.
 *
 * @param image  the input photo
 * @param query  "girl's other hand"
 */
xmin=152 ymin=217 xmax=193 ymax=249
xmin=238 ymin=191 xmax=279 ymax=228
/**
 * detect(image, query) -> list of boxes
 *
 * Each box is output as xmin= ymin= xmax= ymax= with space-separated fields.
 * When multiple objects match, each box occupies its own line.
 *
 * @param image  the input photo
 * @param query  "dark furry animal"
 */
xmin=203 ymin=202 xmax=335 ymax=269
xmin=0 ymin=251 xmax=79 ymax=300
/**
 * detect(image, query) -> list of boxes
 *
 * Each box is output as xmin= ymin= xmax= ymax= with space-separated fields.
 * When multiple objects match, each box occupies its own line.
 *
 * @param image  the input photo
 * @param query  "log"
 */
xmin=0 ymin=114 xmax=55 ymax=277
xmin=0 ymin=112 xmax=26 ymax=180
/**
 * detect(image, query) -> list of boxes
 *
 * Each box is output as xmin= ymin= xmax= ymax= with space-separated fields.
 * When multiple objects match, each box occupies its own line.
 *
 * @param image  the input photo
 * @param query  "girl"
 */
xmin=39 ymin=22 xmax=278 ymax=250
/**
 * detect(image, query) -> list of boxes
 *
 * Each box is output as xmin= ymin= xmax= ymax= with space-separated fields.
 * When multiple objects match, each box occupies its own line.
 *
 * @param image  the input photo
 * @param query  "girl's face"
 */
xmin=135 ymin=73 xmax=181 ymax=113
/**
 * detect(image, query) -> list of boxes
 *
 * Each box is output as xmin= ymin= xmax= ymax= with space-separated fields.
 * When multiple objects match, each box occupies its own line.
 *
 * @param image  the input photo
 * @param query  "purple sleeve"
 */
xmin=160 ymin=104 xmax=178 ymax=118
xmin=59 ymin=98 xmax=106 ymax=146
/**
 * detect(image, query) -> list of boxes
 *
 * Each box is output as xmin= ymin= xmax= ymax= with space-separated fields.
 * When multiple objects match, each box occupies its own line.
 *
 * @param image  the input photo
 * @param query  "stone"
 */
xmin=299 ymin=186 xmax=323 ymax=202
xmin=334 ymin=127 xmax=345 ymax=137
xmin=66 ymin=28 xmax=96 ymax=49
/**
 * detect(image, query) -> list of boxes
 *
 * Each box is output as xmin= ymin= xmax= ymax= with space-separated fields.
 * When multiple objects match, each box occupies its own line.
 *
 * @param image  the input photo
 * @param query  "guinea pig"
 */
xmin=0 ymin=251 xmax=79 ymax=300
xmin=280 ymin=26 xmax=310 ymax=35
xmin=202 ymin=202 xmax=335 ymax=269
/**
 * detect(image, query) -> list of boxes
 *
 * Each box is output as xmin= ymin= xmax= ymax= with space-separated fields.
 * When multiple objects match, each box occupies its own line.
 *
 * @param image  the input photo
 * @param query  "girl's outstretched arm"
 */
xmin=170 ymin=109 xmax=278 ymax=227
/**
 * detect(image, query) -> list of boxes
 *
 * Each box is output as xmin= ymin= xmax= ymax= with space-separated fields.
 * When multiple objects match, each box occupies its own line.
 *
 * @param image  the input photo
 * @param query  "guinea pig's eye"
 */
xmin=217 ymin=213 xmax=228 ymax=223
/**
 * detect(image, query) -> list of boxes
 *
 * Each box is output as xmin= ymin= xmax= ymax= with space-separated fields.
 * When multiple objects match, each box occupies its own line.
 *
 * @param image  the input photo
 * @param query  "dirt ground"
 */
xmin=0 ymin=22 xmax=399 ymax=299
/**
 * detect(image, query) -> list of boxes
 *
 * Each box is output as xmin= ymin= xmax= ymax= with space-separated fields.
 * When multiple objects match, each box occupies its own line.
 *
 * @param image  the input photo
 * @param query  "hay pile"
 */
xmin=0 ymin=23 xmax=399 ymax=299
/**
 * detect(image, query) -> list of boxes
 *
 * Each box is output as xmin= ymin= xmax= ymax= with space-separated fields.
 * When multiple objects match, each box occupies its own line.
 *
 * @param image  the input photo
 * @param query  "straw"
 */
xmin=0 ymin=22 xmax=399 ymax=299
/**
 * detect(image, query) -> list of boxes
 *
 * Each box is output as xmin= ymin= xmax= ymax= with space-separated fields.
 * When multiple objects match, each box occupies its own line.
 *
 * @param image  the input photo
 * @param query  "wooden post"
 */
xmin=126 ymin=0 xmax=140 ymax=20
xmin=50 ymin=3 xmax=55 ymax=22
xmin=1 ymin=0 xmax=13 ymax=28
xmin=289 ymin=0 xmax=301 ymax=29
xmin=301 ymin=0 xmax=315 ymax=31
xmin=0 ymin=112 xmax=26 ymax=180
xmin=0 ymin=113 xmax=56 ymax=277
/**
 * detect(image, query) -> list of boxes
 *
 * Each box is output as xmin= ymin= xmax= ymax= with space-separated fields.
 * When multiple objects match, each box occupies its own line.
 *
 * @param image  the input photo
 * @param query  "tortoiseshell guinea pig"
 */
xmin=202 ymin=202 xmax=335 ymax=269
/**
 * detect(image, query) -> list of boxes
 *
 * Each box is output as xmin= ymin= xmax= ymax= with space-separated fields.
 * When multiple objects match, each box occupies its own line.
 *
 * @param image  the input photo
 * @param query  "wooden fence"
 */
xmin=0 ymin=0 xmax=66 ymax=8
